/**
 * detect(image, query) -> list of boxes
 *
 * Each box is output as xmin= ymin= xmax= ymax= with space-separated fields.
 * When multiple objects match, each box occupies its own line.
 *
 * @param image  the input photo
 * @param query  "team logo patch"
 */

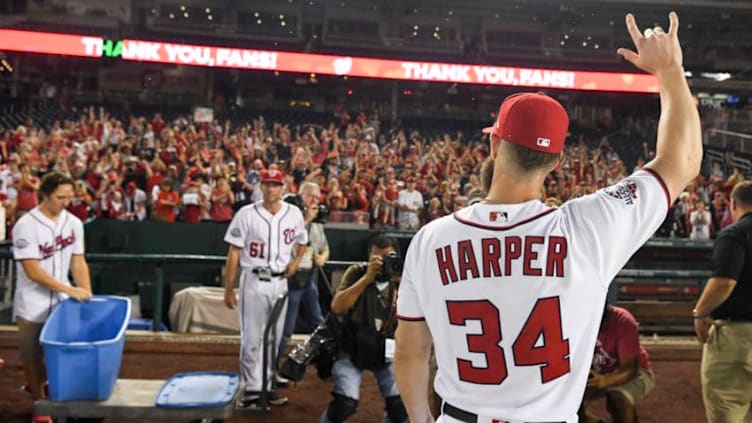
xmin=489 ymin=211 xmax=508 ymax=223
xmin=283 ymin=228 xmax=296 ymax=244
xmin=14 ymin=239 xmax=28 ymax=249
xmin=536 ymin=137 xmax=551 ymax=148
xmin=230 ymin=228 xmax=242 ymax=237
xmin=601 ymin=180 xmax=638 ymax=206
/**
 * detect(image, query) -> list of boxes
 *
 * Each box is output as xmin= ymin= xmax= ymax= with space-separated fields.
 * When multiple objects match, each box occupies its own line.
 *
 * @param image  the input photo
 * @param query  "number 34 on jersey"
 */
xmin=447 ymin=296 xmax=570 ymax=385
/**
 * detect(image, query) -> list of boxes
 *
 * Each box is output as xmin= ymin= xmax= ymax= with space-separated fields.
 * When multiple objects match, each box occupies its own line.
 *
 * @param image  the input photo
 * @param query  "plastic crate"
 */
xmin=156 ymin=371 xmax=239 ymax=408
xmin=40 ymin=295 xmax=131 ymax=401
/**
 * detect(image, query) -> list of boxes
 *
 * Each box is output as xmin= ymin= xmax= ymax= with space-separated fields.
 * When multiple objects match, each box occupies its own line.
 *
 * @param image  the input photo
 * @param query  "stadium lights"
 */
xmin=700 ymin=72 xmax=732 ymax=82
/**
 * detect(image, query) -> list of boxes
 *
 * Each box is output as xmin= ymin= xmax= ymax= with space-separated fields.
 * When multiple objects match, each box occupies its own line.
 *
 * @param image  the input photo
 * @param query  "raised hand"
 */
xmin=617 ymin=12 xmax=683 ymax=77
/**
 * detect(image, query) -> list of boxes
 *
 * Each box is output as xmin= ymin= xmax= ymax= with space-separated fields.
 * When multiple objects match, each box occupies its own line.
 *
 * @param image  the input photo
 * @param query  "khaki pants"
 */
xmin=701 ymin=322 xmax=752 ymax=423
xmin=606 ymin=367 xmax=655 ymax=405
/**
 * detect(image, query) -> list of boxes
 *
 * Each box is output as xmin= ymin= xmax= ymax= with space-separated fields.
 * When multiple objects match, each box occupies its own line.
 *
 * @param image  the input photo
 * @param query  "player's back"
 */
xmin=397 ymin=170 xmax=669 ymax=422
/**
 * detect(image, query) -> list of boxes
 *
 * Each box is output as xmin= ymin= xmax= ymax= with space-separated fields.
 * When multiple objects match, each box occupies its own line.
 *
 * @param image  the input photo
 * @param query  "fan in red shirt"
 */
xmin=66 ymin=181 xmax=92 ymax=221
xmin=15 ymin=164 xmax=40 ymax=216
xmin=210 ymin=177 xmax=235 ymax=223
xmin=152 ymin=180 xmax=180 ymax=223
xmin=182 ymin=181 xmax=204 ymax=224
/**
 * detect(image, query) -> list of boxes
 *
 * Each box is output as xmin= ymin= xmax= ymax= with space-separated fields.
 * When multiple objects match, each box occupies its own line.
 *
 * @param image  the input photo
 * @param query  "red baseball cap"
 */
xmin=260 ymin=169 xmax=284 ymax=184
xmin=482 ymin=92 xmax=569 ymax=154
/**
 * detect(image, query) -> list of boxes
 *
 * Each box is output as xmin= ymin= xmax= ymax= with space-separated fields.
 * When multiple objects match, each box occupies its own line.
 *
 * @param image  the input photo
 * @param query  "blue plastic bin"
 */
xmin=40 ymin=295 xmax=131 ymax=401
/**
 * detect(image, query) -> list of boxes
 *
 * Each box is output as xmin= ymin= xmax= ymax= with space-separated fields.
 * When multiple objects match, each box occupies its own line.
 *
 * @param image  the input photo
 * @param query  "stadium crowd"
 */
xmin=0 ymin=104 xmax=743 ymax=239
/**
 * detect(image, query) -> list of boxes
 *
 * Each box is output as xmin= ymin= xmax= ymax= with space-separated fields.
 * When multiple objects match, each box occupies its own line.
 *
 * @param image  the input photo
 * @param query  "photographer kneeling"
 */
xmin=319 ymin=235 xmax=407 ymax=423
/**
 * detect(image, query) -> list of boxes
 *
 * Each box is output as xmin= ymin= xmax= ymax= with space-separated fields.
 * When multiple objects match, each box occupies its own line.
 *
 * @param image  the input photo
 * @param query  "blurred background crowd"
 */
xmin=0 ymin=101 xmax=745 ymax=240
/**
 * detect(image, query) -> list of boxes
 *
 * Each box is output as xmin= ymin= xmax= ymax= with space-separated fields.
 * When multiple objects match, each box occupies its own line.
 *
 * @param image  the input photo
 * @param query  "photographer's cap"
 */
xmin=260 ymin=169 xmax=284 ymax=184
xmin=482 ymin=92 xmax=569 ymax=154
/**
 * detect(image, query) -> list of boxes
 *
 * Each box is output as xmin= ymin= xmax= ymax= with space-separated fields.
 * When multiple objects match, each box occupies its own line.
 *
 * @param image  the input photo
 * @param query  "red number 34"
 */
xmin=446 ymin=296 xmax=570 ymax=385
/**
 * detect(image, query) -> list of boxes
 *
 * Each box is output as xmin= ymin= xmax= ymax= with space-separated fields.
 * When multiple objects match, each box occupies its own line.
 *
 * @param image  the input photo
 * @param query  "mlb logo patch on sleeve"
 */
xmin=601 ymin=180 xmax=638 ymax=206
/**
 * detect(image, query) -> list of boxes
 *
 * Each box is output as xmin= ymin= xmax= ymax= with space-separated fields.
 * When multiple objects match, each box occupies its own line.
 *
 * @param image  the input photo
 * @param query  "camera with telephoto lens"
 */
xmin=279 ymin=313 xmax=341 ymax=381
xmin=283 ymin=194 xmax=329 ymax=224
xmin=379 ymin=252 xmax=403 ymax=282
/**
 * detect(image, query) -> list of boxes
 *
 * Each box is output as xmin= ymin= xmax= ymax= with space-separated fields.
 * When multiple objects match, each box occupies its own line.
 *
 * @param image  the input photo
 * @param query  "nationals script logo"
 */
xmin=39 ymin=233 xmax=76 ymax=260
xmin=283 ymin=228 xmax=296 ymax=245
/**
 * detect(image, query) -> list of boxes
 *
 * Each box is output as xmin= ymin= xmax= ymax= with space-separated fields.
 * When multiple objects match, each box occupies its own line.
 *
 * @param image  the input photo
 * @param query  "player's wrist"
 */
xmin=692 ymin=308 xmax=708 ymax=319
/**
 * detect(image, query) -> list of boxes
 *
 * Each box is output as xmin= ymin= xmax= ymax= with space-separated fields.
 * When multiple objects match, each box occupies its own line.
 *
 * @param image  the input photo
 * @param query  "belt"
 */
xmin=442 ymin=402 xmax=564 ymax=423
xmin=713 ymin=318 xmax=752 ymax=323
xmin=251 ymin=267 xmax=285 ymax=280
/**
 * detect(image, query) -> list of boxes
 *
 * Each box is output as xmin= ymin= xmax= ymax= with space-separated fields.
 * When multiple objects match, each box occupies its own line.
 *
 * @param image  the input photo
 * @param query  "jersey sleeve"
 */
xmin=294 ymin=209 xmax=309 ymax=246
xmin=561 ymin=169 xmax=670 ymax=288
xmin=224 ymin=209 xmax=246 ymax=248
xmin=72 ymin=218 xmax=85 ymax=255
xmin=396 ymin=229 xmax=425 ymax=320
xmin=12 ymin=218 xmax=40 ymax=261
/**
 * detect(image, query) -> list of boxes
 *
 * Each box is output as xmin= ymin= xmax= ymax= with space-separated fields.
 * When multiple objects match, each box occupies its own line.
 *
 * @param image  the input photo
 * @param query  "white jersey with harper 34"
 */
xmin=12 ymin=207 xmax=85 ymax=323
xmin=397 ymin=170 xmax=669 ymax=422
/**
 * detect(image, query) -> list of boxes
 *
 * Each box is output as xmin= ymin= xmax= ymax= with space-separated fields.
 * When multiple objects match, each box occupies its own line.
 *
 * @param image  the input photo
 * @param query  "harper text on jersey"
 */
xmin=39 ymin=233 xmax=76 ymax=260
xmin=435 ymin=236 xmax=568 ymax=284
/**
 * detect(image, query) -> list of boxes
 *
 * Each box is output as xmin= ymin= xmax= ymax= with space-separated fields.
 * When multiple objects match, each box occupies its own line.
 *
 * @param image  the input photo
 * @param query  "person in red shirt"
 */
xmin=15 ymin=164 xmax=40 ymax=219
xmin=152 ymin=180 xmax=180 ymax=223
xmin=580 ymin=305 xmax=654 ymax=423
xmin=382 ymin=178 xmax=399 ymax=227
xmin=347 ymin=181 xmax=369 ymax=224
xmin=181 ymin=181 xmax=204 ymax=224
xmin=423 ymin=197 xmax=444 ymax=223
xmin=66 ymin=181 xmax=92 ymax=221
xmin=210 ymin=177 xmax=235 ymax=223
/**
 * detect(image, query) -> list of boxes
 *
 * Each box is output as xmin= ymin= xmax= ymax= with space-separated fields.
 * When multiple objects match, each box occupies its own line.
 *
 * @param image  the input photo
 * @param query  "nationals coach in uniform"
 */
xmin=13 ymin=172 xmax=92 ymax=420
xmin=224 ymin=168 xmax=308 ymax=410
xmin=394 ymin=12 xmax=702 ymax=423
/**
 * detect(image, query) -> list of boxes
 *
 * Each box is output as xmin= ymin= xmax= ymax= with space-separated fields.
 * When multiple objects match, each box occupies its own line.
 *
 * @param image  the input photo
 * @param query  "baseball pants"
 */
xmin=238 ymin=270 xmax=288 ymax=392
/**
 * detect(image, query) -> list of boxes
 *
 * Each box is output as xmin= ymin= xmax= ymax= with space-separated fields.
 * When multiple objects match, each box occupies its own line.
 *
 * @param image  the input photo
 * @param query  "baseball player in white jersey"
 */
xmin=223 ymin=168 xmax=308 ymax=410
xmin=393 ymin=12 xmax=702 ymax=423
xmin=12 ymin=172 xmax=92 ymax=422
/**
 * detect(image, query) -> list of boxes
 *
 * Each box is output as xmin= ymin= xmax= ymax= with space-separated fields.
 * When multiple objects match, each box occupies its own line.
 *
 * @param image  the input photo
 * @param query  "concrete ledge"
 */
xmin=0 ymin=324 xmax=700 ymax=360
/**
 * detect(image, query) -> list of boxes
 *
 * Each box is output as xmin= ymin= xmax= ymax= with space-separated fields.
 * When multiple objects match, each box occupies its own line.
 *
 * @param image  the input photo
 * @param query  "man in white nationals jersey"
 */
xmin=224 ymin=168 xmax=307 ymax=411
xmin=13 ymin=172 xmax=92 ymax=423
xmin=393 ymin=12 xmax=702 ymax=423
